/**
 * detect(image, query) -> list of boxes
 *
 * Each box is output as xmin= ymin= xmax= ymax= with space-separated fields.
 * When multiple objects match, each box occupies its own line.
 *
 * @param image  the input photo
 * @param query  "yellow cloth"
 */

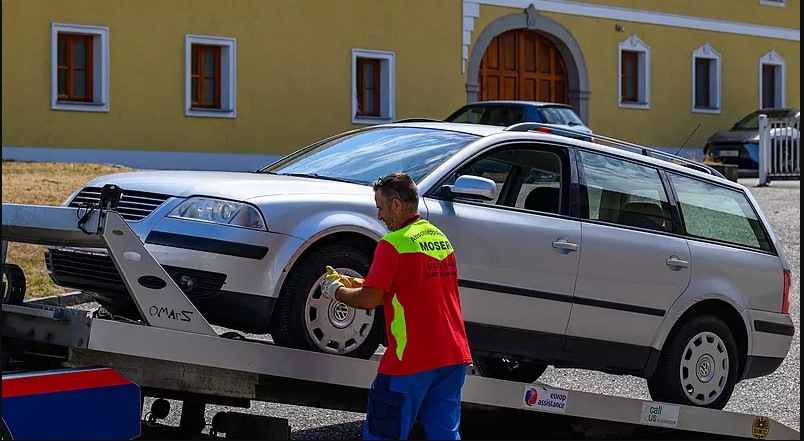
xmin=325 ymin=265 xmax=364 ymax=288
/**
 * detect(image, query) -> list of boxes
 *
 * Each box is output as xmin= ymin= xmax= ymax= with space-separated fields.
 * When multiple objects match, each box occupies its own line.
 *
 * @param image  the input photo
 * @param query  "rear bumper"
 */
xmin=742 ymin=355 xmax=785 ymax=380
xmin=740 ymin=309 xmax=794 ymax=379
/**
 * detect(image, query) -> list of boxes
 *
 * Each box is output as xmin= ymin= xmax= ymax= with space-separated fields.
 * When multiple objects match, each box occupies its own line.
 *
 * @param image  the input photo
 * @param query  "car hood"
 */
xmin=83 ymin=170 xmax=373 ymax=201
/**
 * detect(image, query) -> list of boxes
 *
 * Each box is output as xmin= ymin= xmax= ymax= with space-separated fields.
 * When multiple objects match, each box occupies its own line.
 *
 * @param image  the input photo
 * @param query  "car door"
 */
xmin=565 ymin=150 xmax=692 ymax=372
xmin=423 ymin=142 xmax=582 ymax=361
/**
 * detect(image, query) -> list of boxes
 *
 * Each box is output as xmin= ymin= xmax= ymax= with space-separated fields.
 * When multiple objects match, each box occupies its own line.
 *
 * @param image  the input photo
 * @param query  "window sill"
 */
xmin=186 ymin=107 xmax=236 ymax=119
xmin=52 ymin=101 xmax=109 ymax=112
xmin=759 ymin=0 xmax=786 ymax=7
xmin=352 ymin=115 xmax=394 ymax=125
xmin=618 ymin=101 xmax=650 ymax=110
xmin=692 ymin=106 xmax=722 ymax=114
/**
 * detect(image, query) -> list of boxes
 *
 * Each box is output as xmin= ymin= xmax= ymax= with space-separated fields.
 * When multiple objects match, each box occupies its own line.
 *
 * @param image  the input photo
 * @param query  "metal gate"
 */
xmin=759 ymin=114 xmax=801 ymax=186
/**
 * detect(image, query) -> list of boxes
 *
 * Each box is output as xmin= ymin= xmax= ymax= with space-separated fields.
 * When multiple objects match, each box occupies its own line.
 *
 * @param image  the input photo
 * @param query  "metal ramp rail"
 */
xmin=2 ymin=198 xmax=800 ymax=440
xmin=759 ymin=114 xmax=801 ymax=186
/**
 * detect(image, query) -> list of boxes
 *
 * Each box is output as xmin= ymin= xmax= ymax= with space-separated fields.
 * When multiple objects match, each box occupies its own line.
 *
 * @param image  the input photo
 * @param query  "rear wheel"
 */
xmin=271 ymin=243 xmax=384 ymax=359
xmin=472 ymin=354 xmax=548 ymax=383
xmin=648 ymin=315 xmax=738 ymax=409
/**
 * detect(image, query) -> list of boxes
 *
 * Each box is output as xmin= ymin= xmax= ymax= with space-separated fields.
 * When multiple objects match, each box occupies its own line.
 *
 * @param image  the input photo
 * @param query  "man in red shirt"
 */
xmin=321 ymin=172 xmax=472 ymax=440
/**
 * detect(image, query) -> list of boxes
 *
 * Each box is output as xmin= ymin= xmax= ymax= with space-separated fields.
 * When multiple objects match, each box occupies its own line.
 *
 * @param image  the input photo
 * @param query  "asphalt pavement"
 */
xmin=139 ymin=178 xmax=800 ymax=438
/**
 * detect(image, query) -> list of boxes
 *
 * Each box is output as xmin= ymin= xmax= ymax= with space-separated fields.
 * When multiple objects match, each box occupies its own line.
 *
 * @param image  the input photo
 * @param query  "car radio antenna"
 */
xmin=674 ymin=123 xmax=702 ymax=156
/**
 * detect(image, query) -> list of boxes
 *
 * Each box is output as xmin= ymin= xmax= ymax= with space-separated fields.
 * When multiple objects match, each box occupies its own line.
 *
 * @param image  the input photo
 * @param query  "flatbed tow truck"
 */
xmin=1 ymin=188 xmax=800 ymax=440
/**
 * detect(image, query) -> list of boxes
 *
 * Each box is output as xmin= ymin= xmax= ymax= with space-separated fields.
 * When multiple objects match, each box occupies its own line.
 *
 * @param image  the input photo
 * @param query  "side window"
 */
xmin=580 ymin=151 xmax=672 ymax=232
xmin=668 ymin=174 xmax=772 ymax=251
xmin=445 ymin=145 xmax=566 ymax=214
xmin=451 ymin=157 xmax=512 ymax=205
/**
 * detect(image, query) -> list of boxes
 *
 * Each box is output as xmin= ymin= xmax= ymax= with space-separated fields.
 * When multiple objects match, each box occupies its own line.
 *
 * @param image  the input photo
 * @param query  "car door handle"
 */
xmin=666 ymin=256 xmax=689 ymax=268
xmin=552 ymin=240 xmax=578 ymax=252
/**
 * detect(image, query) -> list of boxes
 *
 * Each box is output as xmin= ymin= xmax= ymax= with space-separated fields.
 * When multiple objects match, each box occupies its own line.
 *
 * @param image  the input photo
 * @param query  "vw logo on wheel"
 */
xmin=699 ymin=360 xmax=711 ymax=377
xmin=333 ymin=303 xmax=350 ymax=321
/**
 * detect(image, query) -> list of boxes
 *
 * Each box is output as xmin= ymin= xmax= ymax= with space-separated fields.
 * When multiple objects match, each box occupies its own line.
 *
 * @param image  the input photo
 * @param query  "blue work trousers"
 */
xmin=363 ymin=363 xmax=467 ymax=440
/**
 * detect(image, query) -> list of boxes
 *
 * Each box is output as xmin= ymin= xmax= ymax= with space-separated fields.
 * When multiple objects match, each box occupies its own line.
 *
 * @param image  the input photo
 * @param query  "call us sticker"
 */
xmin=752 ymin=416 xmax=770 ymax=439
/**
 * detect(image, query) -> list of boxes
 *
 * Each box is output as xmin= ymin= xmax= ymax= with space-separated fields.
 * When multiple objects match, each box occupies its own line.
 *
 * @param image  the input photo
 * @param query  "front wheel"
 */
xmin=647 ymin=316 xmax=739 ymax=409
xmin=270 ymin=243 xmax=384 ymax=359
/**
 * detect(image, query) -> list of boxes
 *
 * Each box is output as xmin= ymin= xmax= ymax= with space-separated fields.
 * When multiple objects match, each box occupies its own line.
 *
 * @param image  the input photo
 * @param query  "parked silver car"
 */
xmin=47 ymin=122 xmax=794 ymax=409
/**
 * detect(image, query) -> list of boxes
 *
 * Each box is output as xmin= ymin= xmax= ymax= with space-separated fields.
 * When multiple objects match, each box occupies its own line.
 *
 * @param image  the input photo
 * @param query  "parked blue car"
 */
xmin=445 ymin=101 xmax=593 ymax=142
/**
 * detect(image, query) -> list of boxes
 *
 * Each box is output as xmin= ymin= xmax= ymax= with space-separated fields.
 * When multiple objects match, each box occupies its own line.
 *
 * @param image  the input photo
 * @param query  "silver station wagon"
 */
xmin=47 ymin=121 xmax=794 ymax=409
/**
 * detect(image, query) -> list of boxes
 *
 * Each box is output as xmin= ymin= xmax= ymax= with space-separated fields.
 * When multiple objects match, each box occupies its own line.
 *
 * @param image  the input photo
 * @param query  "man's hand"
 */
xmin=321 ymin=266 xmax=345 ymax=300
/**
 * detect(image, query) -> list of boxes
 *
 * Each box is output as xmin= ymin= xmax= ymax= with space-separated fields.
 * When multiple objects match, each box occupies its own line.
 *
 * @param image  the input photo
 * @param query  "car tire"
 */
xmin=647 ymin=315 xmax=739 ymax=410
xmin=472 ymin=354 xmax=548 ymax=383
xmin=271 ymin=243 xmax=384 ymax=360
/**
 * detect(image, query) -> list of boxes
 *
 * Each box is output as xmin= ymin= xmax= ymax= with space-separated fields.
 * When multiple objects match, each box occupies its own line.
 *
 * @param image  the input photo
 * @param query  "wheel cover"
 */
xmin=679 ymin=331 xmax=729 ymax=406
xmin=304 ymin=267 xmax=376 ymax=355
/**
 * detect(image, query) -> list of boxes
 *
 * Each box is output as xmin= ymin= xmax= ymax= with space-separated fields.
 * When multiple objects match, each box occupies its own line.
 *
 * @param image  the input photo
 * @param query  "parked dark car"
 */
xmin=703 ymin=107 xmax=800 ymax=177
xmin=445 ymin=101 xmax=593 ymax=142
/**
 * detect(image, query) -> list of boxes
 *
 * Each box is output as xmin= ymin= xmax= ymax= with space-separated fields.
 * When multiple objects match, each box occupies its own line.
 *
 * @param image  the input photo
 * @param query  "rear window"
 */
xmin=537 ymin=106 xmax=583 ymax=125
xmin=446 ymin=105 xmax=523 ymax=126
xmin=669 ymin=173 xmax=772 ymax=252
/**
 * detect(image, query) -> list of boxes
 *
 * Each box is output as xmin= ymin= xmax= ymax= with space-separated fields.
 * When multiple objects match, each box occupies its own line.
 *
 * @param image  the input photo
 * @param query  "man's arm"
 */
xmin=335 ymin=286 xmax=384 ymax=310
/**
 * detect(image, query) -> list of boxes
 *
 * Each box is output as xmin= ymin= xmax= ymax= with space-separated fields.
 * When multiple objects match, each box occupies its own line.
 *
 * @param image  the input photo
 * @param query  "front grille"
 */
xmin=68 ymin=187 xmax=173 ymax=221
xmin=46 ymin=249 xmax=227 ymax=297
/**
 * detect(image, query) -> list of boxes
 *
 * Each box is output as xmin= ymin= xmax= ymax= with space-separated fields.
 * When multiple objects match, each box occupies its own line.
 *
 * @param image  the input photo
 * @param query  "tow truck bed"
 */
xmin=2 ymin=199 xmax=799 ymax=440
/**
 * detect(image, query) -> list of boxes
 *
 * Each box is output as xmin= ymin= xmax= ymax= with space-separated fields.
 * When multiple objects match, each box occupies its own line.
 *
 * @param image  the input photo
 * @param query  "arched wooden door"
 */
xmin=479 ymin=30 xmax=568 ymax=103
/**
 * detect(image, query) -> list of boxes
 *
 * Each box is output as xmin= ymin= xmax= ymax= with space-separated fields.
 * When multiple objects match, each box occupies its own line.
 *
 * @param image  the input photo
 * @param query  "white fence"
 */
xmin=758 ymin=114 xmax=801 ymax=186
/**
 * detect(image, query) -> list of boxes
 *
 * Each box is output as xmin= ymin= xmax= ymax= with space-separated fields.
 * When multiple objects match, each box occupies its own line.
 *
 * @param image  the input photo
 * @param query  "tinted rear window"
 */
xmin=446 ymin=105 xmax=523 ymax=126
xmin=669 ymin=173 xmax=773 ymax=252
xmin=537 ymin=106 xmax=583 ymax=125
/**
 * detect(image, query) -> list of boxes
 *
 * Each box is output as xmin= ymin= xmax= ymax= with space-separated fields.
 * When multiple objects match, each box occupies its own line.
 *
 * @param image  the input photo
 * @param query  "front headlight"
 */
xmin=168 ymin=197 xmax=266 ymax=230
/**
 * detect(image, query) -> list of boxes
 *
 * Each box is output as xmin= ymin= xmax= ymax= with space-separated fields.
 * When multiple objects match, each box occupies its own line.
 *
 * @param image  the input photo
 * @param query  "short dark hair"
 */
xmin=373 ymin=173 xmax=418 ymax=209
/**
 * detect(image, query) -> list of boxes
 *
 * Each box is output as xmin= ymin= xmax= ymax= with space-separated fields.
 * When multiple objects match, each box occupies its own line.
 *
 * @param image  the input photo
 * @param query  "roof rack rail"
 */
xmin=504 ymin=122 xmax=723 ymax=178
xmin=392 ymin=118 xmax=445 ymax=123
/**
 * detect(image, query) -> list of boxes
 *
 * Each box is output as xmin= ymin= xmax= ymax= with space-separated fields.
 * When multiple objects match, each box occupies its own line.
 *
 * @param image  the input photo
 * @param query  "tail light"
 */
xmin=782 ymin=269 xmax=791 ymax=314
xmin=535 ymin=127 xmax=553 ymax=134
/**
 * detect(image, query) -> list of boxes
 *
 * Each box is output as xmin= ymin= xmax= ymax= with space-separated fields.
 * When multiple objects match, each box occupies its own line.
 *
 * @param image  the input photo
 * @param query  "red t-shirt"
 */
xmin=364 ymin=217 xmax=472 ymax=375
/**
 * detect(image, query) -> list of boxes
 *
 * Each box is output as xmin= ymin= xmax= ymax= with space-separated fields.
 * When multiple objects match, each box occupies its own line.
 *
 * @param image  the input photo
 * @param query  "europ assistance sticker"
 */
xmin=522 ymin=385 xmax=569 ymax=413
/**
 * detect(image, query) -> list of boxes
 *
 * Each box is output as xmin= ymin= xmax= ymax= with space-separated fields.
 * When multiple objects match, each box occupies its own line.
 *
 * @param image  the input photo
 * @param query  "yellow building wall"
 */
xmin=473 ymin=4 xmax=800 ymax=149
xmin=1 ymin=0 xmax=463 ymax=155
xmin=583 ymin=0 xmax=800 ymax=29
xmin=2 ymin=0 xmax=800 ymax=155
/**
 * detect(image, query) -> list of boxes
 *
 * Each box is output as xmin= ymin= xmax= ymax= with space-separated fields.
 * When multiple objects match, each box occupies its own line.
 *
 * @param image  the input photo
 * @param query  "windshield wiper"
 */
xmin=277 ymin=173 xmax=362 ymax=184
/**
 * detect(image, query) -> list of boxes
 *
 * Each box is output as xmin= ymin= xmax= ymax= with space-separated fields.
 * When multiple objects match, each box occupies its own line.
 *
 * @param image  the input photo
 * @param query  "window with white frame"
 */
xmin=759 ymin=50 xmax=785 ymax=109
xmin=185 ymin=35 xmax=236 ymax=118
xmin=51 ymin=23 xmax=109 ymax=112
xmin=352 ymin=49 xmax=395 ymax=124
xmin=618 ymin=35 xmax=650 ymax=109
xmin=692 ymin=43 xmax=721 ymax=113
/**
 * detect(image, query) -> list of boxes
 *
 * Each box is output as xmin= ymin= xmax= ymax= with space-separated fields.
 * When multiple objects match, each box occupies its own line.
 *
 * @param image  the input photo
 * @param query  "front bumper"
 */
xmin=46 ymin=216 xmax=305 ymax=333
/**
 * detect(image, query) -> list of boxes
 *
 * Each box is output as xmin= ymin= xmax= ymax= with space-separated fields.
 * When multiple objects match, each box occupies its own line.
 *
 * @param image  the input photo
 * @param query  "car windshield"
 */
xmin=538 ymin=106 xmax=584 ymax=126
xmin=734 ymin=109 xmax=798 ymax=130
xmin=260 ymin=127 xmax=479 ymax=184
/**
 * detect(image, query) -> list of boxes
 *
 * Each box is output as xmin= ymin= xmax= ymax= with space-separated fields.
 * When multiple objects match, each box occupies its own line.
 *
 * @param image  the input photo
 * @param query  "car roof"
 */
xmin=382 ymin=121 xmax=739 ymax=187
xmin=461 ymin=100 xmax=573 ymax=108
xmin=386 ymin=121 xmax=505 ymax=136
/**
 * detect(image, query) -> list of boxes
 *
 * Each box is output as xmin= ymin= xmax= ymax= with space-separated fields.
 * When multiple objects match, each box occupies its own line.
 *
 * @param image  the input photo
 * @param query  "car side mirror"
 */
xmin=442 ymin=175 xmax=497 ymax=201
